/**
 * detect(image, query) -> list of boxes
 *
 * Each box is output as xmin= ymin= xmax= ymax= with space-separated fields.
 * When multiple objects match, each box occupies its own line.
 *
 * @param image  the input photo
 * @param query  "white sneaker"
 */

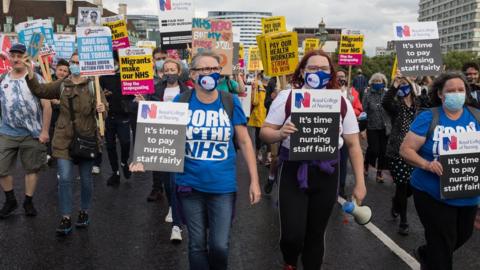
xmin=170 ymin=225 xmax=182 ymax=243
xmin=165 ymin=207 xmax=173 ymax=223
xmin=92 ymin=166 xmax=101 ymax=175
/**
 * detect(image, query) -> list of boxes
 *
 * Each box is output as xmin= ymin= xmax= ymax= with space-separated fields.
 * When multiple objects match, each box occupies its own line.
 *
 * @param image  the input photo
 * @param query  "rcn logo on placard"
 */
xmin=159 ymin=0 xmax=172 ymax=11
xmin=294 ymin=92 xmax=311 ymax=109
xmin=396 ymin=25 xmax=411 ymax=38
xmin=443 ymin=135 xmax=458 ymax=151
xmin=141 ymin=103 xmax=157 ymax=120
xmin=84 ymin=28 xmax=103 ymax=36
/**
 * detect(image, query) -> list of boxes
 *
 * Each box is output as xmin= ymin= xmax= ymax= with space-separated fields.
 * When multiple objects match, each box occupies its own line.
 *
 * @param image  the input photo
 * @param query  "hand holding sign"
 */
xmin=280 ymin=122 xmax=298 ymax=140
xmin=426 ymin=160 xmax=443 ymax=176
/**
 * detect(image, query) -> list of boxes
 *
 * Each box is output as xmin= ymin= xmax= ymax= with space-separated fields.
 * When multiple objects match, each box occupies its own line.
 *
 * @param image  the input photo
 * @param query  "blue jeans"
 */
xmin=57 ymin=159 xmax=94 ymax=216
xmin=179 ymin=190 xmax=235 ymax=270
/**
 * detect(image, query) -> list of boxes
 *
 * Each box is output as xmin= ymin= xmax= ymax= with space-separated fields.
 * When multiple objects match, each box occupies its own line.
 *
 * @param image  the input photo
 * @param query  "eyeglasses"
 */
xmin=191 ymin=66 xmax=222 ymax=74
xmin=70 ymin=60 xmax=79 ymax=65
xmin=305 ymin=65 xmax=330 ymax=73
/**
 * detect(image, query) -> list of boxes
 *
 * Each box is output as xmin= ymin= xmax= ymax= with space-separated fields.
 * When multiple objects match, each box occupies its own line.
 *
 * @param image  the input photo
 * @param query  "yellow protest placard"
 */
xmin=119 ymin=47 xmax=154 ymax=95
xmin=261 ymin=16 xmax=287 ymax=35
xmin=303 ymin=38 xmax=320 ymax=53
xmin=256 ymin=34 xmax=269 ymax=72
xmin=102 ymin=15 xmax=130 ymax=50
xmin=338 ymin=31 xmax=364 ymax=66
xmin=265 ymin=32 xmax=298 ymax=76
xmin=248 ymin=46 xmax=263 ymax=71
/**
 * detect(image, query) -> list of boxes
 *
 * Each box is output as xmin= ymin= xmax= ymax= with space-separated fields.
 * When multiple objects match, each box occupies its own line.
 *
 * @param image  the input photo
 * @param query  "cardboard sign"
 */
xmin=265 ymin=32 xmax=299 ymax=77
xmin=54 ymin=34 xmax=76 ymax=61
xmin=192 ymin=18 xmax=233 ymax=75
xmin=338 ymin=30 xmax=364 ymax=66
xmin=393 ymin=21 xmax=442 ymax=76
xmin=439 ymin=132 xmax=480 ymax=199
xmin=102 ymin=15 xmax=130 ymax=50
xmin=137 ymin=40 xmax=157 ymax=49
xmin=27 ymin=32 xmax=44 ymax=61
xmin=0 ymin=35 xmax=12 ymax=74
xmin=78 ymin=7 xmax=102 ymax=27
xmin=119 ymin=47 xmax=155 ymax=95
xmin=303 ymin=38 xmax=320 ymax=53
xmin=289 ymin=89 xmax=341 ymax=161
xmin=77 ymin=26 xmax=115 ymax=76
xmin=248 ymin=46 xmax=263 ymax=71
xmin=133 ymin=101 xmax=189 ymax=172
xmin=158 ymin=0 xmax=194 ymax=49
xmin=238 ymin=85 xmax=252 ymax=117
xmin=261 ymin=16 xmax=287 ymax=34
xmin=40 ymin=19 xmax=55 ymax=56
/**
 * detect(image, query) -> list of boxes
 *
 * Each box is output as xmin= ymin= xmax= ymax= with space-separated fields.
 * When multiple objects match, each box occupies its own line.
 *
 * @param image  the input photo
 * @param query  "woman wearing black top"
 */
xmin=382 ymin=74 xmax=418 ymax=235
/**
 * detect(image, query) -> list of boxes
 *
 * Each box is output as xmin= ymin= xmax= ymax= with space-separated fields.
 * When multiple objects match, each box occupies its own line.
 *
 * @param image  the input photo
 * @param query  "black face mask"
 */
xmin=338 ymin=79 xmax=347 ymax=86
xmin=165 ymin=74 xmax=179 ymax=84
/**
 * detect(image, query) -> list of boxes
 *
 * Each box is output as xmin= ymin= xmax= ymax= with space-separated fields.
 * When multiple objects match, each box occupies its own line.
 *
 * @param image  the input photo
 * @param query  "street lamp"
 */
xmin=316 ymin=18 xmax=328 ymax=49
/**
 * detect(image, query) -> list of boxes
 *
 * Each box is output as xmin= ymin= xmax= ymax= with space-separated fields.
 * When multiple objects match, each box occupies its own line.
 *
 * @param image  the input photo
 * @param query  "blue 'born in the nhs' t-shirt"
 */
xmin=409 ymin=106 xmax=480 ymax=206
xmin=174 ymin=91 xmax=247 ymax=194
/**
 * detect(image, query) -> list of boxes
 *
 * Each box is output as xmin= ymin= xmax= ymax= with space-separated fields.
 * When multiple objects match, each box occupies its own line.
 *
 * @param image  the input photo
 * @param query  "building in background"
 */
xmin=208 ymin=11 xmax=273 ymax=47
xmin=293 ymin=25 xmax=342 ymax=47
xmin=375 ymin=40 xmax=395 ymax=56
xmin=419 ymin=0 xmax=480 ymax=53
xmin=127 ymin=15 xmax=159 ymax=41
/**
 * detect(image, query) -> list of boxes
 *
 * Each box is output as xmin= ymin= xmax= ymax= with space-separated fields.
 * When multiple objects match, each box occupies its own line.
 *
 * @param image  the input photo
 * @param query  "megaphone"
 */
xmin=342 ymin=200 xmax=372 ymax=225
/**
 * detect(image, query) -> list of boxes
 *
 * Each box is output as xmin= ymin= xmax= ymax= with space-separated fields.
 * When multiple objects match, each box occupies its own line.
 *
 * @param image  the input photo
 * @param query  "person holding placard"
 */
xmin=248 ymin=72 xmax=268 ymax=163
xmin=260 ymin=50 xmax=366 ymax=270
xmin=101 ymin=51 xmax=134 ymax=186
xmin=337 ymin=69 xmax=363 ymax=198
xmin=162 ymin=51 xmax=261 ymax=269
xmin=23 ymin=52 xmax=108 ymax=236
xmin=382 ymin=73 xmax=419 ymax=236
xmin=362 ymin=73 xmax=391 ymax=183
xmin=400 ymin=72 xmax=480 ymax=270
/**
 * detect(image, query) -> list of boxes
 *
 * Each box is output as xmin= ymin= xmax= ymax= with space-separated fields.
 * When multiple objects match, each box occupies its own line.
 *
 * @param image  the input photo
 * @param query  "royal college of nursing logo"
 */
xmin=159 ymin=0 xmax=172 ymax=11
xmin=443 ymin=135 xmax=458 ymax=152
xmin=141 ymin=103 xmax=157 ymax=120
xmin=396 ymin=25 xmax=411 ymax=38
xmin=294 ymin=92 xmax=311 ymax=109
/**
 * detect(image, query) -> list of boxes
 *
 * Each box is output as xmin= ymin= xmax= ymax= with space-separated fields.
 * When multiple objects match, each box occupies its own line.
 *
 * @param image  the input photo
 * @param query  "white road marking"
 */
xmin=337 ymin=196 xmax=421 ymax=270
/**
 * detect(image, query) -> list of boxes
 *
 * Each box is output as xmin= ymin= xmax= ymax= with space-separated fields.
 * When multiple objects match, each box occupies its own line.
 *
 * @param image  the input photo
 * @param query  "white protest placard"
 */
xmin=77 ymin=26 xmax=114 ymax=76
xmin=158 ymin=0 xmax=194 ymax=50
xmin=78 ymin=7 xmax=102 ymax=27
xmin=238 ymin=85 xmax=252 ymax=117
xmin=133 ymin=101 xmax=189 ymax=172
xmin=289 ymin=89 xmax=341 ymax=161
xmin=439 ymin=131 xmax=480 ymax=199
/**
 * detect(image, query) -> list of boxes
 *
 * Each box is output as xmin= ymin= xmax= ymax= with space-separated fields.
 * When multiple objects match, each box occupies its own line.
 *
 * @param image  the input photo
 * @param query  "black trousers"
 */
xmin=413 ymin=188 xmax=477 ymax=270
xmin=105 ymin=115 xmax=131 ymax=172
xmin=366 ymin=129 xmax=388 ymax=170
xmin=279 ymin=161 xmax=338 ymax=270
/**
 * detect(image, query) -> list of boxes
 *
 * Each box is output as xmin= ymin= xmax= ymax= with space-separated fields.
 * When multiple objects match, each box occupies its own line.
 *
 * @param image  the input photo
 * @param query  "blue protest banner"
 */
xmin=27 ymin=32 xmax=44 ymax=61
xmin=77 ymin=26 xmax=115 ymax=76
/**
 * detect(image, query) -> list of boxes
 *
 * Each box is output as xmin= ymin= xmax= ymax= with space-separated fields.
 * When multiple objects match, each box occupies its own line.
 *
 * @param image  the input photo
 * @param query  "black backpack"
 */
xmin=178 ymin=89 xmax=239 ymax=150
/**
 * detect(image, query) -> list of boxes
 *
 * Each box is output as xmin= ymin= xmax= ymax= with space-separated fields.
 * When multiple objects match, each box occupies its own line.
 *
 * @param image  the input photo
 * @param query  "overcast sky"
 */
xmin=102 ymin=0 xmax=419 ymax=56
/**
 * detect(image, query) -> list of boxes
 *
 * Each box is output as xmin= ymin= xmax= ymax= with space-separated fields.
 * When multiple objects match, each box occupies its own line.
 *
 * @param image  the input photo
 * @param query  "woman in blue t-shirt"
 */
xmin=131 ymin=51 xmax=261 ymax=270
xmin=400 ymin=72 xmax=480 ymax=270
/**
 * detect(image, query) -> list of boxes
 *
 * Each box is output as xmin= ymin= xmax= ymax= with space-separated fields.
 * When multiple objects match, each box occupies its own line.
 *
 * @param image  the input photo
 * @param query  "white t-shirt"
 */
xmin=264 ymin=89 xmax=359 ymax=149
xmin=164 ymin=86 xmax=181 ymax=102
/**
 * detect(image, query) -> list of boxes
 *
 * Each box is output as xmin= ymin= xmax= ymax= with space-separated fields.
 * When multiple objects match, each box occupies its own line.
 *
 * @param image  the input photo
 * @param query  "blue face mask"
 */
xmin=304 ymin=71 xmax=330 ymax=89
xmin=371 ymin=83 xmax=385 ymax=91
xmin=397 ymin=84 xmax=412 ymax=97
xmin=69 ymin=64 xmax=80 ymax=76
xmin=444 ymin=92 xmax=465 ymax=112
xmin=197 ymin=73 xmax=221 ymax=91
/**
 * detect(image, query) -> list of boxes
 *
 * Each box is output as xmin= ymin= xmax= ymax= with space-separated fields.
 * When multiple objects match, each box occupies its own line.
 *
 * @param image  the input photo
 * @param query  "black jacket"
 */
xmin=147 ymin=80 xmax=190 ymax=101
xmin=100 ymin=72 xmax=134 ymax=116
